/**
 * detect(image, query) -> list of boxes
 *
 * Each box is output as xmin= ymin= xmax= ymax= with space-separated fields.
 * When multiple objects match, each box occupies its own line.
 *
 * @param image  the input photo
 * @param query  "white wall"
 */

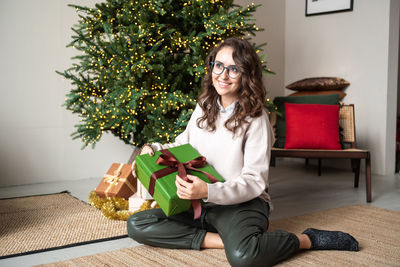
xmin=0 ymin=0 xmax=285 ymax=187
xmin=285 ymin=0 xmax=399 ymax=175
xmin=387 ymin=0 xmax=400 ymax=174
xmin=238 ymin=0 xmax=285 ymax=99
xmin=0 ymin=0 xmax=133 ymax=187
xmin=0 ymin=0 xmax=397 ymax=187
xmin=239 ymin=0 xmax=286 ymax=99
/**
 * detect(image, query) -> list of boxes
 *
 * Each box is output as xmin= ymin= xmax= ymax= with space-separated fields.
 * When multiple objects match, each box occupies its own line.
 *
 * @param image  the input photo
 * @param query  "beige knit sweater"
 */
xmin=151 ymin=102 xmax=274 ymax=206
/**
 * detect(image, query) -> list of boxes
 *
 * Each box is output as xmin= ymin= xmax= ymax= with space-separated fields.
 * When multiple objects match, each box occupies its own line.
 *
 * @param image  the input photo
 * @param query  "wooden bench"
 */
xmin=270 ymin=104 xmax=372 ymax=202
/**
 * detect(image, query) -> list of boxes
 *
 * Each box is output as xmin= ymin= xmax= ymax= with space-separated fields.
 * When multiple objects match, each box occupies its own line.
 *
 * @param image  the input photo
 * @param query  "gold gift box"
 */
xmin=95 ymin=163 xmax=137 ymax=199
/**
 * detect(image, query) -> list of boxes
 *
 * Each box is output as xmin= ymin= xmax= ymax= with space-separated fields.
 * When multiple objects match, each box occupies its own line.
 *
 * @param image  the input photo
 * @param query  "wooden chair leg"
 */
xmin=353 ymin=159 xmax=360 ymax=188
xmin=366 ymin=153 xmax=372 ymax=202
xmin=318 ymin=159 xmax=322 ymax=176
xmin=305 ymin=158 xmax=309 ymax=166
xmin=351 ymin=159 xmax=357 ymax=172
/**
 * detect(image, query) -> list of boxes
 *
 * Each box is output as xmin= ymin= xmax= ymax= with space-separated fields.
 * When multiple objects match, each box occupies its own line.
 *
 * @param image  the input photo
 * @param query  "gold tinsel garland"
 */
xmin=88 ymin=190 xmax=159 ymax=221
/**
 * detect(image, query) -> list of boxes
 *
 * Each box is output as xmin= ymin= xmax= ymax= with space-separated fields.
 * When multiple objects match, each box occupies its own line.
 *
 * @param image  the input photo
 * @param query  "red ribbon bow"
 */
xmin=149 ymin=149 xmax=219 ymax=219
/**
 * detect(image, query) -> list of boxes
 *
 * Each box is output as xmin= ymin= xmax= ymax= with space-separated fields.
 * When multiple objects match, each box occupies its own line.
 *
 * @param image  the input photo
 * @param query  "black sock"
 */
xmin=302 ymin=228 xmax=359 ymax=251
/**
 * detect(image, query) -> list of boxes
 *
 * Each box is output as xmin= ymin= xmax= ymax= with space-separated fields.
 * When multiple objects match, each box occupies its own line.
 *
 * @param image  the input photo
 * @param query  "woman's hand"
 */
xmin=140 ymin=144 xmax=154 ymax=156
xmin=175 ymin=174 xmax=208 ymax=200
xmin=132 ymin=144 xmax=155 ymax=178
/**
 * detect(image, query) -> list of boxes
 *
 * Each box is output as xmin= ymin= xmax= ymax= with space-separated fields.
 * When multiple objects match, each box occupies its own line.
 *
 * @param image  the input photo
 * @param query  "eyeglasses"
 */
xmin=210 ymin=61 xmax=241 ymax=79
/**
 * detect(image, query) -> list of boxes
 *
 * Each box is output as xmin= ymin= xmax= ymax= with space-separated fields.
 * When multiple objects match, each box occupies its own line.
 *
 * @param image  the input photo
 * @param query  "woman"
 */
xmin=127 ymin=37 xmax=358 ymax=267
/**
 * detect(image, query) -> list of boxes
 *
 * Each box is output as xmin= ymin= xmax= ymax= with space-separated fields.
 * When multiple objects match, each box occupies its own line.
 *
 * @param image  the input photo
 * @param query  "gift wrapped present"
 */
xmin=135 ymin=143 xmax=224 ymax=218
xmin=130 ymin=163 xmax=153 ymax=200
xmin=95 ymin=163 xmax=136 ymax=199
xmin=137 ymin=179 xmax=153 ymax=200
xmin=128 ymin=192 xmax=158 ymax=212
xmin=128 ymin=193 xmax=146 ymax=212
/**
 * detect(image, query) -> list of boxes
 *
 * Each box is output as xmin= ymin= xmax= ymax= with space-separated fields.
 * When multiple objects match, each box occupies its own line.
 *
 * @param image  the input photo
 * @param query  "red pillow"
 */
xmin=284 ymin=103 xmax=342 ymax=150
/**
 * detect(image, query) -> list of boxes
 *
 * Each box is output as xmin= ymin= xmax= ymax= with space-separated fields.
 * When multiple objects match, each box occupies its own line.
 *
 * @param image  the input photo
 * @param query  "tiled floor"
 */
xmin=1 ymin=159 xmax=399 ymax=266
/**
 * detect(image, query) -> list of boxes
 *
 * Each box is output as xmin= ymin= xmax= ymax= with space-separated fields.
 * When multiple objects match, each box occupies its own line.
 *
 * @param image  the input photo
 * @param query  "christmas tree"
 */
xmin=58 ymin=0 xmax=272 ymax=148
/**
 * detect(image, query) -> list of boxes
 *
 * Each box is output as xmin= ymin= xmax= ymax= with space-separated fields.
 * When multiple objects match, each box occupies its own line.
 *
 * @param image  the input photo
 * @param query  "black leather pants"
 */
xmin=127 ymin=198 xmax=299 ymax=267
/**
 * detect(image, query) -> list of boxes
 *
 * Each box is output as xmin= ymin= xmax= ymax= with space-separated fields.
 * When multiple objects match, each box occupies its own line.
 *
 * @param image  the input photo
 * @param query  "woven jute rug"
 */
xmin=0 ymin=192 xmax=127 ymax=259
xmin=37 ymin=205 xmax=400 ymax=266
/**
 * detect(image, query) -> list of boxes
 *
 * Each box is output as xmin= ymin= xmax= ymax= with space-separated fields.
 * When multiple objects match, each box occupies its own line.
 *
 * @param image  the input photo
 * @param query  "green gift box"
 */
xmin=135 ymin=143 xmax=225 ymax=217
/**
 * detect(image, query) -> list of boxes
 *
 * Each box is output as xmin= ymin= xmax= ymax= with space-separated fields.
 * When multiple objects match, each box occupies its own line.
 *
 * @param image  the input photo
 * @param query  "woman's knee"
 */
xmin=224 ymin=230 xmax=298 ymax=267
xmin=224 ymin=238 xmax=278 ymax=267
xmin=126 ymin=209 xmax=163 ymax=242
xmin=225 ymin=248 xmax=276 ymax=267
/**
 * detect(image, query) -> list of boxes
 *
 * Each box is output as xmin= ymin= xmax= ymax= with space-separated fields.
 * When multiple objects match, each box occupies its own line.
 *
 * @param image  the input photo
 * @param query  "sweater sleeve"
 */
xmin=149 ymin=104 xmax=200 ymax=151
xmin=204 ymin=113 xmax=274 ymax=205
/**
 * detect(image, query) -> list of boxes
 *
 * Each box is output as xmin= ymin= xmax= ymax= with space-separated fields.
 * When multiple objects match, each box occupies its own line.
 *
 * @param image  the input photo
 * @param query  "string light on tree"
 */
xmin=58 ymin=0 xmax=272 ymax=149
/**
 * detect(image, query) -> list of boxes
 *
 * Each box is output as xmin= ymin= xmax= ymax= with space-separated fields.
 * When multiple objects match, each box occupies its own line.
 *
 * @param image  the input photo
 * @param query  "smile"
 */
xmin=217 ymin=81 xmax=231 ymax=88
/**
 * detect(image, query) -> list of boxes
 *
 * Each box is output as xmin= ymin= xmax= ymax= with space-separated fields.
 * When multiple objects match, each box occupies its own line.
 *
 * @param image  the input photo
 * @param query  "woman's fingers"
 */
xmin=175 ymin=176 xmax=190 ymax=199
xmin=140 ymin=145 xmax=154 ymax=156
xmin=176 ymin=175 xmax=191 ymax=188
xmin=175 ymin=174 xmax=207 ymax=199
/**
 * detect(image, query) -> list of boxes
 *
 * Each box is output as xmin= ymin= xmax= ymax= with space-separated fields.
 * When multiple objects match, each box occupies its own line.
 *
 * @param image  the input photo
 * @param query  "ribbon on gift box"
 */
xmin=137 ymin=179 xmax=153 ymax=200
xmin=104 ymin=163 xmax=136 ymax=198
xmin=149 ymin=149 xmax=219 ymax=220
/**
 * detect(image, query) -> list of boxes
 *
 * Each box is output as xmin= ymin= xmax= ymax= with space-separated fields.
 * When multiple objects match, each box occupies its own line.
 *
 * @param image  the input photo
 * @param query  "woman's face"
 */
xmin=211 ymin=46 xmax=241 ymax=108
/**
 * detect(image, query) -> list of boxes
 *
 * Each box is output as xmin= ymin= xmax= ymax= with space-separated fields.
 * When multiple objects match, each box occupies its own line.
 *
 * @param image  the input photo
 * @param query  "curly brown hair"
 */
xmin=197 ymin=37 xmax=267 ymax=134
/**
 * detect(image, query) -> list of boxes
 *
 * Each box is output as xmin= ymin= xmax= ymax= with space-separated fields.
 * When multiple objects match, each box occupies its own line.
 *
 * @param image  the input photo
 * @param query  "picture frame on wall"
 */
xmin=306 ymin=0 xmax=354 ymax=16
